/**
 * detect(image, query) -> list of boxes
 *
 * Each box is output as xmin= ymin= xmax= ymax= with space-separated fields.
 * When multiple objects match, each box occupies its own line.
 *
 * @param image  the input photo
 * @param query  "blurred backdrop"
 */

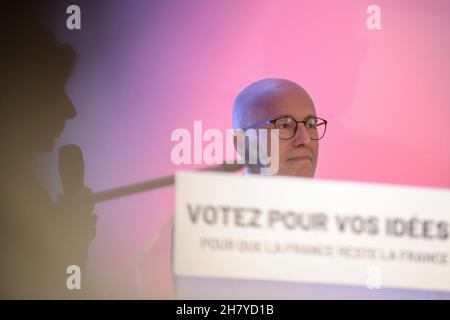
xmin=35 ymin=0 xmax=450 ymax=298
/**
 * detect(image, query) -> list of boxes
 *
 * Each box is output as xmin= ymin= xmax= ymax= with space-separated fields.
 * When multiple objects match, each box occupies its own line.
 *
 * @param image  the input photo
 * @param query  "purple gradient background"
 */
xmin=43 ymin=0 xmax=450 ymax=297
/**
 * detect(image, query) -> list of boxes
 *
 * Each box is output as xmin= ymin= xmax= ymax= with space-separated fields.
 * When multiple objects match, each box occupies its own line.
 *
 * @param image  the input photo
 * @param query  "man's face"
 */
xmin=246 ymin=88 xmax=319 ymax=177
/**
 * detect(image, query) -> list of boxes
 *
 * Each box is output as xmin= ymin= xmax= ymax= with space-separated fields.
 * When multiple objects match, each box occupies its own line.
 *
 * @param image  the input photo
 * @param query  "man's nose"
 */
xmin=292 ymin=123 xmax=312 ymax=147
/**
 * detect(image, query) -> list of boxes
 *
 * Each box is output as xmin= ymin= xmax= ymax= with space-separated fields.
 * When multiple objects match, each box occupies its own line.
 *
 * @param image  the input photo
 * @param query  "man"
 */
xmin=172 ymin=78 xmax=328 ymax=299
xmin=0 ymin=2 xmax=96 ymax=298
xmin=233 ymin=78 xmax=327 ymax=177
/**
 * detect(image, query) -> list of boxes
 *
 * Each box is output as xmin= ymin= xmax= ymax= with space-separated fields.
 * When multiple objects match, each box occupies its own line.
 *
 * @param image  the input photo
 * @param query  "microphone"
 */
xmin=58 ymin=144 xmax=85 ymax=195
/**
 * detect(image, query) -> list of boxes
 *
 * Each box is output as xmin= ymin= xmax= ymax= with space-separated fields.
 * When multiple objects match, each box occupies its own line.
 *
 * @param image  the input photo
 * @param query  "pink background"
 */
xmin=43 ymin=0 xmax=450 ymax=297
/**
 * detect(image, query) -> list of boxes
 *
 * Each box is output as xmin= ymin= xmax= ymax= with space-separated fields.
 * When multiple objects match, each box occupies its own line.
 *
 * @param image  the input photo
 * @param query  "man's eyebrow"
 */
xmin=273 ymin=114 xmax=317 ymax=121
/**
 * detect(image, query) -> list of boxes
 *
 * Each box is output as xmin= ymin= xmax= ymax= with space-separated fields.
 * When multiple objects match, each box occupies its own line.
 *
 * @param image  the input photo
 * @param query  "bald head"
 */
xmin=232 ymin=78 xmax=320 ymax=177
xmin=233 ymin=78 xmax=314 ymax=129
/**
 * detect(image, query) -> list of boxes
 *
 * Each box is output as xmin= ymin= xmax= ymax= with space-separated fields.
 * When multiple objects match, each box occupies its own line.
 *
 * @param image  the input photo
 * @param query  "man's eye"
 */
xmin=306 ymin=119 xmax=317 ymax=128
xmin=277 ymin=123 xmax=291 ymax=129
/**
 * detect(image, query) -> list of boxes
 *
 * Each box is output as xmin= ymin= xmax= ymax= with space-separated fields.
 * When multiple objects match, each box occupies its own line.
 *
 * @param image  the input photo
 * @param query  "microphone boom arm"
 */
xmin=90 ymin=163 xmax=244 ymax=204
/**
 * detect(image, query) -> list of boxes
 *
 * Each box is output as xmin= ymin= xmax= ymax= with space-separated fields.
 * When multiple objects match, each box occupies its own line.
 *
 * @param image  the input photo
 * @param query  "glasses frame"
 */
xmin=244 ymin=115 xmax=328 ymax=140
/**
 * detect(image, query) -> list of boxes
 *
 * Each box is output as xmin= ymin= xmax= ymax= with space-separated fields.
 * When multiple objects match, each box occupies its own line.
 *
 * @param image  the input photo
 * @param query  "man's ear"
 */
xmin=233 ymin=129 xmax=246 ymax=159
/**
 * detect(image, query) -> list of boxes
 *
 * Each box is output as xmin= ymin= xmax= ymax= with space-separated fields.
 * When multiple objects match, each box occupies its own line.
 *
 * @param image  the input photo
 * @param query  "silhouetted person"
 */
xmin=0 ymin=1 xmax=96 ymax=298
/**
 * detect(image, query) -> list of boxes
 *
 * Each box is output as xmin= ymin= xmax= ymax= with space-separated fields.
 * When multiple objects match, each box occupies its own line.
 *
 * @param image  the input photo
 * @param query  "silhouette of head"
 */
xmin=0 ymin=1 xmax=77 ymax=156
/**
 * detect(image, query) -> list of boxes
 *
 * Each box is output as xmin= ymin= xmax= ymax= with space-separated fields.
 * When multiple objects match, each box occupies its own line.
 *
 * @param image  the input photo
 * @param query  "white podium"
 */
xmin=172 ymin=171 xmax=450 ymax=299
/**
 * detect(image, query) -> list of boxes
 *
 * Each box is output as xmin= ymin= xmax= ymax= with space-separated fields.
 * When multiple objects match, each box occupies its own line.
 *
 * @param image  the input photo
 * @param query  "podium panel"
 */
xmin=173 ymin=171 xmax=450 ymax=299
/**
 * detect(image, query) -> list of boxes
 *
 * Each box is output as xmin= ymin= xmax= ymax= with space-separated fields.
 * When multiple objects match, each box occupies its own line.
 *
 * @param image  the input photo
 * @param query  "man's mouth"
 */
xmin=54 ymin=121 xmax=66 ymax=138
xmin=287 ymin=156 xmax=312 ymax=163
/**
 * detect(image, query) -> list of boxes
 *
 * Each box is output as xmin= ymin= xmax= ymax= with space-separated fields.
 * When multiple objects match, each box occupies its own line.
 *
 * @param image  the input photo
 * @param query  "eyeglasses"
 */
xmin=244 ymin=115 xmax=328 ymax=140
